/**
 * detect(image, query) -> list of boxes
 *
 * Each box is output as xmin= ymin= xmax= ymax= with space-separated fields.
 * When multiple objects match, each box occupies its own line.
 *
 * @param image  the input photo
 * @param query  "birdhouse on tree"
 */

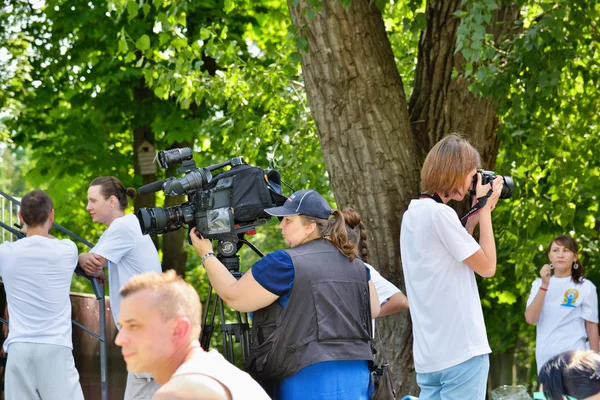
xmin=137 ymin=141 xmax=157 ymax=176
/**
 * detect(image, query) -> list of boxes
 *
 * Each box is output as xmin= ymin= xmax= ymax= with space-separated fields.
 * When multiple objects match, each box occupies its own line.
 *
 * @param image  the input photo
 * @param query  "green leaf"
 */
xmin=172 ymin=37 xmax=188 ymax=51
xmin=290 ymin=52 xmax=302 ymax=63
xmin=135 ymin=34 xmax=151 ymax=51
xmin=127 ymin=0 xmax=138 ymax=21
xmin=295 ymin=35 xmax=309 ymax=52
xmin=199 ymin=28 xmax=212 ymax=40
xmin=224 ymin=0 xmax=235 ymax=14
xmin=153 ymin=86 xmax=168 ymax=100
xmin=118 ymin=37 xmax=128 ymax=53
xmin=142 ymin=3 xmax=151 ymax=18
xmin=124 ymin=51 xmax=136 ymax=63
xmin=177 ymin=12 xmax=187 ymax=27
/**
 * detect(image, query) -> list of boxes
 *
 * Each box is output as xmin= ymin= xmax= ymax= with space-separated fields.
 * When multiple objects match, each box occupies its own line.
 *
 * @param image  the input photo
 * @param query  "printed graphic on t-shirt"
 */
xmin=560 ymin=288 xmax=579 ymax=308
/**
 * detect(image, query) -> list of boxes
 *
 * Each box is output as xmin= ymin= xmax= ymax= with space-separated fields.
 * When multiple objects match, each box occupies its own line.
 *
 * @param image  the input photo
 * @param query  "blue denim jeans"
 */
xmin=415 ymin=354 xmax=489 ymax=400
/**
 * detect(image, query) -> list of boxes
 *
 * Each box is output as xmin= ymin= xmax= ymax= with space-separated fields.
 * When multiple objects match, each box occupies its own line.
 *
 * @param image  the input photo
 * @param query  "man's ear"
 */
xmin=17 ymin=211 xmax=24 ymax=223
xmin=172 ymin=317 xmax=192 ymax=342
xmin=49 ymin=209 xmax=55 ymax=223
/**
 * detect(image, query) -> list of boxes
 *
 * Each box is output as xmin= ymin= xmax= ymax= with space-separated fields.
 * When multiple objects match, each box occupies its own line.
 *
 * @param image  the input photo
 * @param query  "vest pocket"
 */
xmin=310 ymin=279 xmax=371 ymax=341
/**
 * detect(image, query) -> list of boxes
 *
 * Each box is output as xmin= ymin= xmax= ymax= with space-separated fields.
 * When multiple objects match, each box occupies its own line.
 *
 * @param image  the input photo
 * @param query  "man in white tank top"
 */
xmin=115 ymin=270 xmax=270 ymax=399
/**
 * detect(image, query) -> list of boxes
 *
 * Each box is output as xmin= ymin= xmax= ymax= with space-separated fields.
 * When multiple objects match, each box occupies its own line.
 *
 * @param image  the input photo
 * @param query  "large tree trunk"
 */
xmin=288 ymin=0 xmax=420 ymax=394
xmin=409 ymin=0 xmax=520 ymax=169
xmin=289 ymin=0 xmax=520 ymax=397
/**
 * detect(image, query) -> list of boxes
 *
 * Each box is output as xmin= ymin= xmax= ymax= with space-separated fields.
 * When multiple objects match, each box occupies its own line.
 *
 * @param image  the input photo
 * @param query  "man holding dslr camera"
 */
xmin=401 ymin=134 xmax=507 ymax=399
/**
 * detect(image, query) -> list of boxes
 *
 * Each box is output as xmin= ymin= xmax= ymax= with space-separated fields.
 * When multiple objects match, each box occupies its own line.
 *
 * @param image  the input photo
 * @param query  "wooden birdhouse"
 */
xmin=137 ymin=141 xmax=157 ymax=176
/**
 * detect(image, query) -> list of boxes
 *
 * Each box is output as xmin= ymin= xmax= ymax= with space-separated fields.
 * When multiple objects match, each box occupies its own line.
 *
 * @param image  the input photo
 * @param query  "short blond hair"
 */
xmin=420 ymin=134 xmax=481 ymax=196
xmin=120 ymin=270 xmax=201 ymax=339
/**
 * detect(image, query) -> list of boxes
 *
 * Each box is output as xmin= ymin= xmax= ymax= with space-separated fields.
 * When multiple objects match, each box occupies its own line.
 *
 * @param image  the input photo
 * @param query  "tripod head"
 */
xmin=215 ymin=232 xmax=266 ymax=277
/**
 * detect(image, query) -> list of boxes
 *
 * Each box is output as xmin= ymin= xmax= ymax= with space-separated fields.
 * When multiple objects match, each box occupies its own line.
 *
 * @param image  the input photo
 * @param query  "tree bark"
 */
xmin=288 ymin=0 xmax=420 ymax=394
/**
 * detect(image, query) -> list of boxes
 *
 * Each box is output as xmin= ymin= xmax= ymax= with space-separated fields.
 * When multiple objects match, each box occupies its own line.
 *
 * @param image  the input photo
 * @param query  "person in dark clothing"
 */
xmin=190 ymin=189 xmax=379 ymax=400
xmin=537 ymin=350 xmax=600 ymax=400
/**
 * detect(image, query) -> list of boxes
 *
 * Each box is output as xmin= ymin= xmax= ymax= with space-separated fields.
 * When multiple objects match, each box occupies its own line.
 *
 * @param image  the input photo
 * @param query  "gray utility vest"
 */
xmin=246 ymin=239 xmax=373 ymax=380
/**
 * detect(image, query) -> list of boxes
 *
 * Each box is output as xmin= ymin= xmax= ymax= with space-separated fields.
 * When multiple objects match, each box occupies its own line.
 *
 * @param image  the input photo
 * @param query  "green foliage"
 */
xmin=382 ymin=0 xmax=426 ymax=97
xmin=107 ymin=0 xmax=329 ymax=192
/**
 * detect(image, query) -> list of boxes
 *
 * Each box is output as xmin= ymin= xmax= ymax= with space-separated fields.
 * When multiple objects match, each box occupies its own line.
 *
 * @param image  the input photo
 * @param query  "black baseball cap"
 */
xmin=264 ymin=189 xmax=333 ymax=219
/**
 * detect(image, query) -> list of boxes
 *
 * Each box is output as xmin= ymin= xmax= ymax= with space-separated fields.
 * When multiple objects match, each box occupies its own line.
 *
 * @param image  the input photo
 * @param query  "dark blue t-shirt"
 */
xmin=251 ymin=249 xmax=371 ymax=307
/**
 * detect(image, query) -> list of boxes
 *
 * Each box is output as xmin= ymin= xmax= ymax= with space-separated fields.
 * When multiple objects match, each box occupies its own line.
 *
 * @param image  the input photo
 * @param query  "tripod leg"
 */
xmin=219 ymin=297 xmax=237 ymax=365
xmin=200 ymin=283 xmax=218 ymax=351
xmin=236 ymin=311 xmax=250 ymax=365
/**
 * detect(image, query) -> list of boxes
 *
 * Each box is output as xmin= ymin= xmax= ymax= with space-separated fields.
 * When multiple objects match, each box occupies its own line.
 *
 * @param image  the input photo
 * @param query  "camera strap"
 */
xmin=419 ymin=193 xmax=443 ymax=203
xmin=420 ymin=191 xmax=492 ymax=227
xmin=459 ymin=188 xmax=493 ymax=226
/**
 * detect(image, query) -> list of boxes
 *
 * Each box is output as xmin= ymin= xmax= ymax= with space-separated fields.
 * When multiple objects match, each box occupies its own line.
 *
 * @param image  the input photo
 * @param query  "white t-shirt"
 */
xmin=366 ymin=263 xmax=401 ymax=306
xmin=366 ymin=262 xmax=402 ymax=334
xmin=527 ymin=275 xmax=598 ymax=373
xmin=400 ymin=198 xmax=491 ymax=373
xmin=91 ymin=214 xmax=161 ymax=325
xmin=0 ymin=235 xmax=78 ymax=351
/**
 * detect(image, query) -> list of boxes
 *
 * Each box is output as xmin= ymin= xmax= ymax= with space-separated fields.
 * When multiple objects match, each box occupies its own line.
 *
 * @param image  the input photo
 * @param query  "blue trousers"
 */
xmin=414 ymin=354 xmax=489 ymax=400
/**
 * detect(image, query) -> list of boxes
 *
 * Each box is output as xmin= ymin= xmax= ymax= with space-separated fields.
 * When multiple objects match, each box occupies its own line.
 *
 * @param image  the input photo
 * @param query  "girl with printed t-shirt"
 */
xmin=400 ymin=134 xmax=503 ymax=400
xmin=525 ymin=235 xmax=599 ymax=374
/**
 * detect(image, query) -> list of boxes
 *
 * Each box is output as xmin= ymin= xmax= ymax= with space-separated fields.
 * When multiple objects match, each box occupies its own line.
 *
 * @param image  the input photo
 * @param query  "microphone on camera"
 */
xmin=139 ymin=180 xmax=166 ymax=195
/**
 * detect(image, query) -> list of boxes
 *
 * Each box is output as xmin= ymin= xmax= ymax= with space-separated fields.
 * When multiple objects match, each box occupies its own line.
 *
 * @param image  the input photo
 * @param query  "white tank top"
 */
xmin=172 ymin=349 xmax=270 ymax=399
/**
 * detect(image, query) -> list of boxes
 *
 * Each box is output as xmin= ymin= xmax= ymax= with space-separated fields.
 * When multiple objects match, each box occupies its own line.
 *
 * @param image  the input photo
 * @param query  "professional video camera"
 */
xmin=135 ymin=147 xmax=287 ymax=248
xmin=470 ymin=170 xmax=514 ymax=199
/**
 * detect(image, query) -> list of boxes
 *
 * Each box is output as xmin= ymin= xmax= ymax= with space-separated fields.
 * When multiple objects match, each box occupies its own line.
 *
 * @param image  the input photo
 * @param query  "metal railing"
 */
xmin=0 ymin=189 xmax=108 ymax=400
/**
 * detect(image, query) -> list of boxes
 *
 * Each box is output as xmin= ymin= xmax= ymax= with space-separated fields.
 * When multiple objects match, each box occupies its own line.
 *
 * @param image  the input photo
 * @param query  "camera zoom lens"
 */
xmin=500 ymin=176 xmax=514 ymax=199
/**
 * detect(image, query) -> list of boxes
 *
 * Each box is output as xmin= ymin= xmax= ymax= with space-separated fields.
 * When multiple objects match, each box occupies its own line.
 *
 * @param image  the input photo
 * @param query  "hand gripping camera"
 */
xmin=136 ymin=147 xmax=287 ymax=251
xmin=470 ymin=170 xmax=514 ymax=199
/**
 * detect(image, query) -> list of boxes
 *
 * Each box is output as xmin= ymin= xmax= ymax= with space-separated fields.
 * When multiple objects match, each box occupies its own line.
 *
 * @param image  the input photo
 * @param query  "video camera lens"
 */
xmin=136 ymin=204 xmax=195 ymax=235
xmin=157 ymin=147 xmax=193 ymax=169
xmin=163 ymin=168 xmax=212 ymax=196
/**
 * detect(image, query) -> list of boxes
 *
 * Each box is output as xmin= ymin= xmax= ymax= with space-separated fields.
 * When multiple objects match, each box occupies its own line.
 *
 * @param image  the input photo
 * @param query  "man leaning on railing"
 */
xmin=0 ymin=189 xmax=84 ymax=399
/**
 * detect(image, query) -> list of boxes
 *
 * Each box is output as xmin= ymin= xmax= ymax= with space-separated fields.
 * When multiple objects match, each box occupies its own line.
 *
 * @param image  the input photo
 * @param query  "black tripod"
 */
xmin=200 ymin=238 xmax=264 ymax=365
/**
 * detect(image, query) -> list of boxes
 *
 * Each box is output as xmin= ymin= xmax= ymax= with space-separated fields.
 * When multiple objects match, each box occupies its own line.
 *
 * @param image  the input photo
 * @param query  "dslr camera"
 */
xmin=136 ymin=147 xmax=286 ymax=251
xmin=470 ymin=170 xmax=514 ymax=199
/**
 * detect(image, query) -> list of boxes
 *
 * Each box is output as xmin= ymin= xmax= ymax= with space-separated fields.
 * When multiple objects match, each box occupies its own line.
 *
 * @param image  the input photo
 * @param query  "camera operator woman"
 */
xmin=400 ymin=134 xmax=503 ymax=399
xmin=190 ymin=189 xmax=380 ymax=400
xmin=343 ymin=208 xmax=408 ymax=317
xmin=525 ymin=235 xmax=599 ymax=374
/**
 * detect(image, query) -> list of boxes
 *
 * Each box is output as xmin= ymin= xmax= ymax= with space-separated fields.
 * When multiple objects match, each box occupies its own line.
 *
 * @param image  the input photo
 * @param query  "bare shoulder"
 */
xmin=153 ymin=374 xmax=232 ymax=400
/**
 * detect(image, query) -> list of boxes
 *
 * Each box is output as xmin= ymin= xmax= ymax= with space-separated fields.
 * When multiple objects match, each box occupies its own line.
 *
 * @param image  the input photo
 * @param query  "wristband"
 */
xmin=201 ymin=252 xmax=215 ymax=267
xmin=539 ymin=286 xmax=548 ymax=292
